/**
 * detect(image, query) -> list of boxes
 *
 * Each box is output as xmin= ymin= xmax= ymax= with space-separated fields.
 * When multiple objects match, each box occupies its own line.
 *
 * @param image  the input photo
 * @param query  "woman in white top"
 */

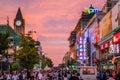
xmin=12 ymin=71 xmax=19 ymax=80
xmin=6 ymin=72 xmax=11 ymax=80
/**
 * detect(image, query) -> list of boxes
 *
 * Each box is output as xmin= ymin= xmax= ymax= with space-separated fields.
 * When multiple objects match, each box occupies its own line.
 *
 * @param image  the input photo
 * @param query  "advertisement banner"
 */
xmin=100 ymin=11 xmax=112 ymax=37
xmin=77 ymin=36 xmax=87 ymax=62
xmin=112 ymin=1 xmax=120 ymax=29
xmin=113 ymin=43 xmax=120 ymax=57
xmin=96 ymin=23 xmax=100 ymax=43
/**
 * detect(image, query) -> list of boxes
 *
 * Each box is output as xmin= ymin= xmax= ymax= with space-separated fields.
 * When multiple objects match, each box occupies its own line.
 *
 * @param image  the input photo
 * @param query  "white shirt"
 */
xmin=107 ymin=78 xmax=115 ymax=80
xmin=23 ymin=74 xmax=26 ymax=79
xmin=12 ymin=74 xmax=19 ymax=80
xmin=6 ymin=74 xmax=11 ymax=80
xmin=38 ymin=72 xmax=42 ymax=80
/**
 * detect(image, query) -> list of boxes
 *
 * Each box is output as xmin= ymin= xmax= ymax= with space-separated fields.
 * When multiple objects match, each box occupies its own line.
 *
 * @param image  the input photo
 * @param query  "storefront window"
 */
xmin=82 ymin=68 xmax=95 ymax=75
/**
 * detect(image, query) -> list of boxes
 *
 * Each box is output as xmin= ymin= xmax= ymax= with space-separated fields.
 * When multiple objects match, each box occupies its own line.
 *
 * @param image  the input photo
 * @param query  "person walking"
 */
xmin=69 ymin=71 xmax=79 ymax=80
xmin=107 ymin=74 xmax=115 ymax=80
xmin=116 ymin=69 xmax=120 ymax=80
xmin=37 ymin=70 xmax=43 ymax=80
xmin=12 ymin=71 xmax=19 ymax=80
xmin=6 ymin=71 xmax=12 ymax=80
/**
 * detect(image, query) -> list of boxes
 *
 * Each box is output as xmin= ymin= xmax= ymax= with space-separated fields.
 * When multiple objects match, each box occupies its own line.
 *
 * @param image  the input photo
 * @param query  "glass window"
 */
xmin=82 ymin=68 xmax=95 ymax=75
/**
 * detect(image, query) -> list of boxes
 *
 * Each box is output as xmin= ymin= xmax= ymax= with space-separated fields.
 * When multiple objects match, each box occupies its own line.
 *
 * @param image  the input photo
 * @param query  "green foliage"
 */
xmin=15 ymin=35 xmax=40 ymax=69
xmin=11 ymin=63 xmax=19 ymax=71
xmin=40 ymin=55 xmax=53 ymax=69
xmin=67 ymin=59 xmax=77 ymax=67
xmin=0 ymin=30 xmax=10 ymax=55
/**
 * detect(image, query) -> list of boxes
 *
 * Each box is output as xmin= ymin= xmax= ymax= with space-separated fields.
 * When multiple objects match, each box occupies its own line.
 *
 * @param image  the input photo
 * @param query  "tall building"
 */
xmin=14 ymin=8 xmax=25 ymax=35
xmin=102 ymin=0 xmax=119 ymax=13
xmin=81 ymin=5 xmax=97 ymax=30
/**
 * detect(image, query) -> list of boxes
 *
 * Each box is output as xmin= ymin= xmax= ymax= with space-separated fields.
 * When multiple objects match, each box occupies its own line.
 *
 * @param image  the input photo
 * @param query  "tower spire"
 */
xmin=7 ymin=16 xmax=9 ymax=25
xmin=89 ymin=4 xmax=94 ymax=9
xmin=15 ymin=7 xmax=23 ymax=20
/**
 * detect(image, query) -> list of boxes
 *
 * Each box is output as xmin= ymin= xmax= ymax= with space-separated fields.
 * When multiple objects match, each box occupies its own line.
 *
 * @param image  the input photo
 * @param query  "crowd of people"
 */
xmin=0 ymin=69 xmax=120 ymax=80
xmin=97 ymin=69 xmax=120 ymax=80
xmin=0 ymin=70 xmax=81 ymax=80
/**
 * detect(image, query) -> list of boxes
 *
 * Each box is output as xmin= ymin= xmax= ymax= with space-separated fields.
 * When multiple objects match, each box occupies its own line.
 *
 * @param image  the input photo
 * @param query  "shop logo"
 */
xmin=84 ymin=8 xmax=99 ymax=14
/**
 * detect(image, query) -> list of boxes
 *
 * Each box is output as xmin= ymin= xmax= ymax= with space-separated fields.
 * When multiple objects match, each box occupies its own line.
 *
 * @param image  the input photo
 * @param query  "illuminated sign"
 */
xmin=77 ymin=36 xmax=87 ymax=63
xmin=84 ymin=8 xmax=98 ymax=14
xmin=109 ymin=44 xmax=120 ymax=54
xmin=113 ymin=32 xmax=120 ymax=43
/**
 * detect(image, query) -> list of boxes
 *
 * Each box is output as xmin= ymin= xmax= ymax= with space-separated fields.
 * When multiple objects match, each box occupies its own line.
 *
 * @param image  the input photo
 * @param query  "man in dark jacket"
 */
xmin=69 ymin=71 xmax=79 ymax=80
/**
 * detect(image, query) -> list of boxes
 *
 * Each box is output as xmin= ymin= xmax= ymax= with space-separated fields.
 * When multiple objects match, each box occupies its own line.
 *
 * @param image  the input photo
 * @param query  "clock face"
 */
xmin=16 ymin=20 xmax=22 ymax=26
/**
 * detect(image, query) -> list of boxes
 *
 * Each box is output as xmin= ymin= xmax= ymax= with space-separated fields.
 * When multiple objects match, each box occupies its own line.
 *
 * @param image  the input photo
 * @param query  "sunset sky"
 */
xmin=0 ymin=0 xmax=106 ymax=66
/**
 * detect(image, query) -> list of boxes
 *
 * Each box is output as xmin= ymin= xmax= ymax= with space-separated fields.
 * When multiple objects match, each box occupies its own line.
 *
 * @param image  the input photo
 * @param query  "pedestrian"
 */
xmin=37 ymin=70 xmax=43 ymax=80
xmin=116 ymin=69 xmax=120 ymax=80
xmin=64 ymin=71 xmax=67 ymax=80
xmin=12 ymin=71 xmax=19 ymax=80
xmin=0 ymin=72 xmax=4 ymax=80
xmin=107 ymin=74 xmax=115 ymax=80
xmin=96 ymin=76 xmax=101 ymax=80
xmin=41 ymin=72 xmax=46 ymax=80
xmin=30 ymin=70 xmax=34 ymax=80
xmin=58 ymin=71 xmax=62 ymax=80
xmin=27 ymin=70 xmax=31 ymax=80
xmin=69 ymin=71 xmax=79 ymax=80
xmin=97 ymin=71 xmax=103 ymax=80
xmin=67 ymin=71 xmax=71 ymax=80
xmin=6 ymin=71 xmax=12 ymax=80
xmin=18 ymin=71 xmax=23 ymax=80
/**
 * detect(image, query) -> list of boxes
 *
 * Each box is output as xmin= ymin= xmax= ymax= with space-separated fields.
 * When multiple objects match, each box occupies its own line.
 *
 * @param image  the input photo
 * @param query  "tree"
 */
xmin=15 ymin=35 xmax=40 ymax=70
xmin=45 ymin=57 xmax=54 ymax=67
xmin=0 ymin=31 xmax=10 ymax=55
xmin=11 ymin=63 xmax=19 ymax=71
xmin=39 ymin=55 xmax=53 ymax=69
xmin=67 ymin=59 xmax=77 ymax=70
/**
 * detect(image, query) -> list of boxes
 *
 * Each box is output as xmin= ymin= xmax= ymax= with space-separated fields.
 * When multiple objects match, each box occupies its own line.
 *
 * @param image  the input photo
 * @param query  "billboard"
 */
xmin=77 ymin=36 xmax=87 ymax=63
xmin=96 ymin=23 xmax=100 ymax=43
xmin=100 ymin=11 xmax=112 ymax=37
xmin=112 ymin=1 xmax=120 ymax=29
xmin=100 ymin=1 xmax=120 ymax=38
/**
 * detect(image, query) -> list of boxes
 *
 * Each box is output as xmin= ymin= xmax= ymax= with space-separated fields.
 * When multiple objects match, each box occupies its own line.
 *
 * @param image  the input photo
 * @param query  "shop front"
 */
xmin=100 ymin=46 xmax=114 ymax=70
xmin=99 ymin=31 xmax=120 ymax=71
xmin=98 ymin=34 xmax=115 ymax=70
xmin=113 ymin=31 xmax=120 ymax=71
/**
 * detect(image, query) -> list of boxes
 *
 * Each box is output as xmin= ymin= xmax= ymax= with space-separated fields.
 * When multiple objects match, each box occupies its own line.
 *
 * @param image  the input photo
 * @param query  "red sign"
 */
xmin=100 ymin=42 xmax=110 ymax=50
xmin=113 ymin=32 xmax=120 ymax=44
xmin=100 ymin=45 xmax=104 ymax=50
xmin=96 ymin=24 xmax=100 ymax=43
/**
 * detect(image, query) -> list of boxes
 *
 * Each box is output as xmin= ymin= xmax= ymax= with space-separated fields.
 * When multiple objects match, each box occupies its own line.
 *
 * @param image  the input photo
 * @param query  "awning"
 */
xmin=98 ymin=26 xmax=120 ymax=46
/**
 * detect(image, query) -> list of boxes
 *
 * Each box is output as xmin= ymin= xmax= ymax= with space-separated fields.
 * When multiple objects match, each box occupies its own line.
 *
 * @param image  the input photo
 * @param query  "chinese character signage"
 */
xmin=77 ymin=36 xmax=87 ymax=63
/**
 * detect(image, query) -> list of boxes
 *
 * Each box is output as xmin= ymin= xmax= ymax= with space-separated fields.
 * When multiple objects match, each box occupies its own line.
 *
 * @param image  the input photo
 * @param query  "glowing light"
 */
xmin=84 ymin=8 xmax=98 ymax=14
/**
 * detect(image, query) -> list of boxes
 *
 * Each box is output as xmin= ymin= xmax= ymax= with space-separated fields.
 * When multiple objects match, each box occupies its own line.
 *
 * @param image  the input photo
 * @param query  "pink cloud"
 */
xmin=0 ymin=0 xmax=106 ymax=66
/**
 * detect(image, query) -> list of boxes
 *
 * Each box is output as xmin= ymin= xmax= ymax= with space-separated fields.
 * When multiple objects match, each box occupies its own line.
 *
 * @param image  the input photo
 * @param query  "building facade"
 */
xmin=67 ymin=0 xmax=120 ymax=71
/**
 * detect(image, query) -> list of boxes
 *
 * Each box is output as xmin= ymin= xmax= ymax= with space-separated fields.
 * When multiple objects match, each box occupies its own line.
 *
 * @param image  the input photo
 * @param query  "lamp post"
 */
xmin=0 ymin=54 xmax=2 ymax=74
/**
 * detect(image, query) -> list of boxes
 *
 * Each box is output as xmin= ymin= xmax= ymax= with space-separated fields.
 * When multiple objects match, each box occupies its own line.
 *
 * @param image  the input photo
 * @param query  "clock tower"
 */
xmin=14 ymin=8 xmax=25 ymax=35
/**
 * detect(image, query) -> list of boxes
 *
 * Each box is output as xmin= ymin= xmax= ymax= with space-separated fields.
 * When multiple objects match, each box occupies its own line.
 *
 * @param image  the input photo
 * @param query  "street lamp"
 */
xmin=0 ymin=54 xmax=2 ymax=74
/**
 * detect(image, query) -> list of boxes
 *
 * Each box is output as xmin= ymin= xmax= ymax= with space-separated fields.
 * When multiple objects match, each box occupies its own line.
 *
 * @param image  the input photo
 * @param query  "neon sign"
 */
xmin=84 ymin=8 xmax=99 ymax=14
xmin=77 ymin=36 xmax=87 ymax=63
